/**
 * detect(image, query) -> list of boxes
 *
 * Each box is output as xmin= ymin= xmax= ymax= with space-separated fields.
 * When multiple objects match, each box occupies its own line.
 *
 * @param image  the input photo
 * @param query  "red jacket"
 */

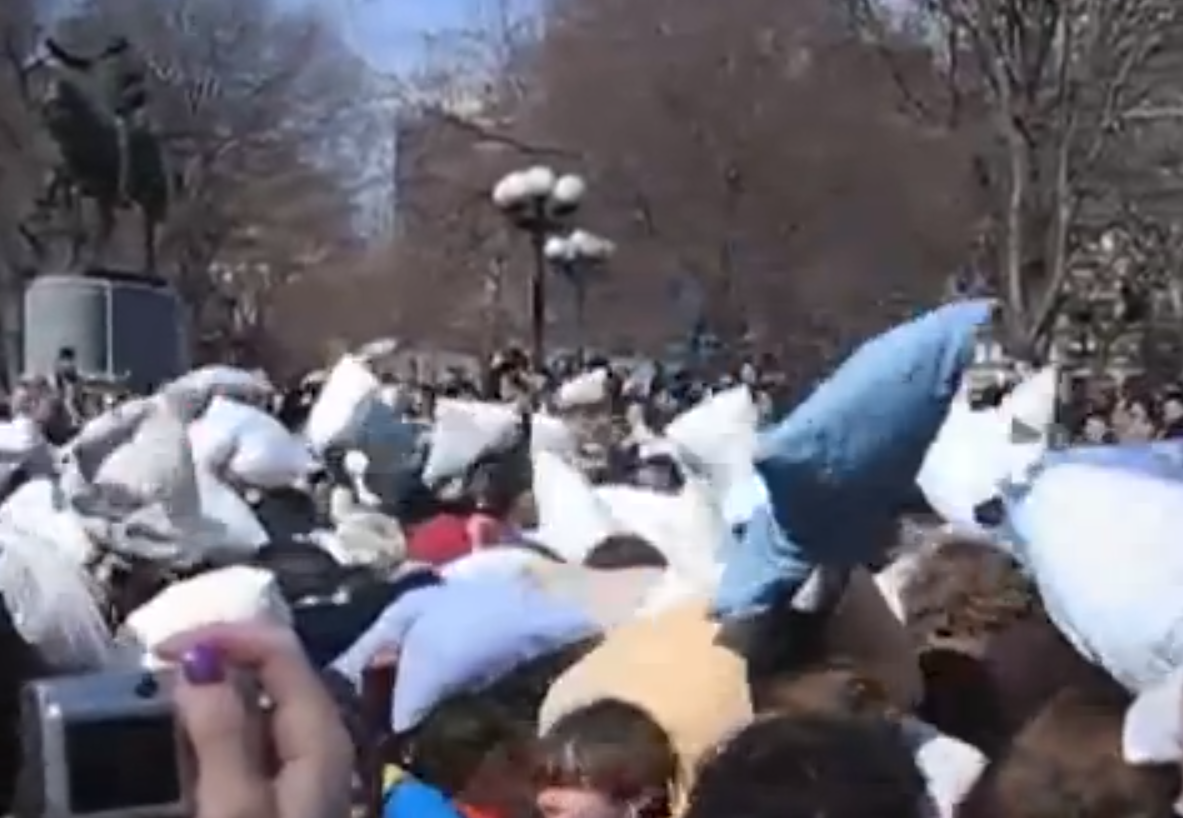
xmin=406 ymin=513 xmax=504 ymax=567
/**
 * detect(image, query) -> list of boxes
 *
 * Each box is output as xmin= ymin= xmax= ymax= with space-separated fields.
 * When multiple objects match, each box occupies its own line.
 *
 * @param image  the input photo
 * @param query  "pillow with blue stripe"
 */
xmin=1001 ymin=445 xmax=1183 ymax=691
xmin=713 ymin=299 xmax=994 ymax=619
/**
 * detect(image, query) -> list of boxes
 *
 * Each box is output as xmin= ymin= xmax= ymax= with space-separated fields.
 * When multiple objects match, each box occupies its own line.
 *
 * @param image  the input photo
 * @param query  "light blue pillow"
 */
xmin=329 ymin=584 xmax=443 ymax=685
xmin=996 ymin=440 xmax=1183 ymax=554
xmin=1002 ymin=443 xmax=1183 ymax=509
xmin=391 ymin=577 xmax=598 ymax=732
xmin=1053 ymin=442 xmax=1183 ymax=482
xmin=1000 ymin=456 xmax=1183 ymax=690
xmin=713 ymin=299 xmax=994 ymax=619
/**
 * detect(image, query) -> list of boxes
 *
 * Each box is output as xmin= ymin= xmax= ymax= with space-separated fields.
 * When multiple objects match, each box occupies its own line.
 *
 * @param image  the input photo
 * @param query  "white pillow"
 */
xmin=73 ymin=393 xmax=265 ymax=562
xmin=554 ymin=369 xmax=609 ymax=410
xmin=192 ymin=397 xmax=316 ymax=488
xmin=123 ymin=566 xmax=291 ymax=667
xmin=305 ymin=354 xmax=381 ymax=453
xmin=533 ymin=451 xmax=621 ymax=561
xmin=531 ymin=413 xmax=579 ymax=461
xmin=0 ymin=479 xmax=113 ymax=671
xmin=596 ymin=477 xmax=726 ymax=589
xmin=62 ymin=397 xmax=155 ymax=475
xmin=917 ymin=367 xmax=1057 ymax=536
xmin=169 ymin=366 xmax=273 ymax=400
xmin=193 ymin=466 xmax=269 ymax=551
xmin=355 ymin=337 xmax=400 ymax=360
xmin=900 ymin=717 xmax=986 ymax=818
xmin=721 ymin=474 xmax=768 ymax=529
xmin=664 ymin=386 xmax=759 ymax=504
xmin=0 ymin=416 xmax=50 ymax=492
xmin=91 ymin=392 xmax=199 ymax=508
xmin=422 ymin=400 xmax=520 ymax=485
xmin=0 ymin=479 xmax=96 ymax=565
xmin=1123 ymin=665 xmax=1183 ymax=763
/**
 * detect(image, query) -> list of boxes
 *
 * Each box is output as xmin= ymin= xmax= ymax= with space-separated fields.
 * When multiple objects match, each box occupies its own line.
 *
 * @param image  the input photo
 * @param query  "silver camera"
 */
xmin=15 ymin=670 xmax=192 ymax=818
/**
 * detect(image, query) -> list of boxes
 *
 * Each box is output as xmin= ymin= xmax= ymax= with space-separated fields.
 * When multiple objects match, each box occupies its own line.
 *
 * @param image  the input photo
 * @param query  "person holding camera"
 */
xmin=162 ymin=622 xmax=354 ymax=818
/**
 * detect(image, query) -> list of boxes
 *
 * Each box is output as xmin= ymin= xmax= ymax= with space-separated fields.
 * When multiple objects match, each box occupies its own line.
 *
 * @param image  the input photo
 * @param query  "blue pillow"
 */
xmin=392 ymin=577 xmax=598 ymax=732
xmin=713 ymin=299 xmax=993 ymax=619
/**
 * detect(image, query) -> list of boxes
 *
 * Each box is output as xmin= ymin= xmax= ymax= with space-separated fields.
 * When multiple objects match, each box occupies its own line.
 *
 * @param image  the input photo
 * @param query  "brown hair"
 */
xmin=958 ymin=686 xmax=1178 ymax=818
xmin=902 ymin=539 xmax=1039 ymax=645
xmin=687 ymin=713 xmax=926 ymax=818
xmin=534 ymin=698 xmax=678 ymax=814
xmin=404 ymin=638 xmax=599 ymax=795
xmin=583 ymin=535 xmax=668 ymax=570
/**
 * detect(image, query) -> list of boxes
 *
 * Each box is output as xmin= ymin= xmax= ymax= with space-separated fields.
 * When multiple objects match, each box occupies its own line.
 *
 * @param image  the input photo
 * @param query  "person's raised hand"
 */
xmin=159 ymin=622 xmax=354 ymax=818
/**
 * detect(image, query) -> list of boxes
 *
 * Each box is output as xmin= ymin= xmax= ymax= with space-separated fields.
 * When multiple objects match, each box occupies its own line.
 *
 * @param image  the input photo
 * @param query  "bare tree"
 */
xmin=365 ymin=0 xmax=567 ymax=353
xmin=855 ymin=0 xmax=1183 ymax=354
xmin=524 ymin=0 xmax=976 ymax=362
xmin=368 ymin=0 xmax=978 ymax=372
xmin=382 ymin=0 xmax=572 ymax=160
xmin=0 ymin=0 xmax=51 ymax=380
xmin=61 ymin=0 xmax=375 ymax=358
xmin=378 ymin=0 xmax=978 ymax=365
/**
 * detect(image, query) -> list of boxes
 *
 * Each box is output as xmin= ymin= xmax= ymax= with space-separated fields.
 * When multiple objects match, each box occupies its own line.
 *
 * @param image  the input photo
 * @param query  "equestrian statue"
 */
xmin=32 ymin=35 xmax=172 ymax=273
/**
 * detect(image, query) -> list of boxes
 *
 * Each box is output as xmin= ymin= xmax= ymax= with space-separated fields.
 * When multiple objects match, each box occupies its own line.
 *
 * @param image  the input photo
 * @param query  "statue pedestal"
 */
xmin=24 ymin=268 xmax=188 ymax=392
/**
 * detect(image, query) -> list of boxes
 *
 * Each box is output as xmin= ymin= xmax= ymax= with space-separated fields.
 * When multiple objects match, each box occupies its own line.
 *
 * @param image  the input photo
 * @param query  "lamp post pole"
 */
xmin=492 ymin=166 xmax=586 ymax=369
xmin=544 ymin=229 xmax=615 ymax=365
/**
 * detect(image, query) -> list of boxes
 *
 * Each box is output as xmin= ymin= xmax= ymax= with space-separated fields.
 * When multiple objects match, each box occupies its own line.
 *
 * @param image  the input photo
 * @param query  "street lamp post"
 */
xmin=491 ymin=166 xmax=585 ymax=368
xmin=544 ymin=229 xmax=614 ymax=364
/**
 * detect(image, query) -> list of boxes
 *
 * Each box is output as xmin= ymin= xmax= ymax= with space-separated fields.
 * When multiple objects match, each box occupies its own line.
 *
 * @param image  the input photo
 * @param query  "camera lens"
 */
xmin=134 ymin=674 xmax=159 ymax=699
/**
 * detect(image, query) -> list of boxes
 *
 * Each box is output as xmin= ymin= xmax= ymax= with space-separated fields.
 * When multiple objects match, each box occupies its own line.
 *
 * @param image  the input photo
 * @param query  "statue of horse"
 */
xmin=37 ymin=41 xmax=171 ymax=273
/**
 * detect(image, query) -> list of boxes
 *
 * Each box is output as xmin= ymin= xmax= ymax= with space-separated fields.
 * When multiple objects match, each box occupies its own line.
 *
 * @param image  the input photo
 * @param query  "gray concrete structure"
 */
xmin=23 ymin=270 xmax=189 ymax=392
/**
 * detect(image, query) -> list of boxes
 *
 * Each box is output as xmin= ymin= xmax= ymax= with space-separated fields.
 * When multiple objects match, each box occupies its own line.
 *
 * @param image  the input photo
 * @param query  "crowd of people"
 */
xmin=1066 ymin=380 xmax=1183 ymax=444
xmin=0 ymin=301 xmax=1181 ymax=818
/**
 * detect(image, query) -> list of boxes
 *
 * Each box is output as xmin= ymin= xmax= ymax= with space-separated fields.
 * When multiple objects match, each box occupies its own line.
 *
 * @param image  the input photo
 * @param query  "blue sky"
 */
xmin=297 ymin=0 xmax=912 ymax=72
xmin=296 ymin=0 xmax=490 ymax=70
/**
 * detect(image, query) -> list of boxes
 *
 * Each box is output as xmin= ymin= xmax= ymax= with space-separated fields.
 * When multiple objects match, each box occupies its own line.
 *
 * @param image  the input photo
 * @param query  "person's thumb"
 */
xmin=175 ymin=644 xmax=274 ymax=818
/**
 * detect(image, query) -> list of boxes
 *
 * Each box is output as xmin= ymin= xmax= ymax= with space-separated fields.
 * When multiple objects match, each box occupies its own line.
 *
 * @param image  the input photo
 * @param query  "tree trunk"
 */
xmin=0 ymin=269 xmax=24 ymax=387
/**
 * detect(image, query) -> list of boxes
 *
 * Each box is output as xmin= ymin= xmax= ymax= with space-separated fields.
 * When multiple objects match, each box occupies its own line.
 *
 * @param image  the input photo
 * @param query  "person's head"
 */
xmin=1163 ymin=392 xmax=1183 ymax=424
xmin=685 ymin=713 xmax=927 ymax=818
xmin=403 ymin=693 xmax=535 ymax=804
xmin=468 ymin=450 xmax=531 ymax=520
xmin=899 ymin=539 xmax=1038 ymax=750
xmin=901 ymin=539 xmax=1040 ymax=647
xmin=1119 ymin=396 xmax=1159 ymax=440
xmin=54 ymin=347 xmax=77 ymax=382
xmin=534 ymin=699 xmax=678 ymax=818
xmin=1081 ymin=413 xmax=1113 ymax=443
xmin=406 ymin=639 xmax=600 ymax=813
xmin=903 ymin=539 xmax=1122 ymax=755
xmin=969 ymin=382 xmax=1008 ymax=410
xmin=583 ymin=535 xmax=668 ymax=570
xmin=633 ymin=455 xmax=683 ymax=493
